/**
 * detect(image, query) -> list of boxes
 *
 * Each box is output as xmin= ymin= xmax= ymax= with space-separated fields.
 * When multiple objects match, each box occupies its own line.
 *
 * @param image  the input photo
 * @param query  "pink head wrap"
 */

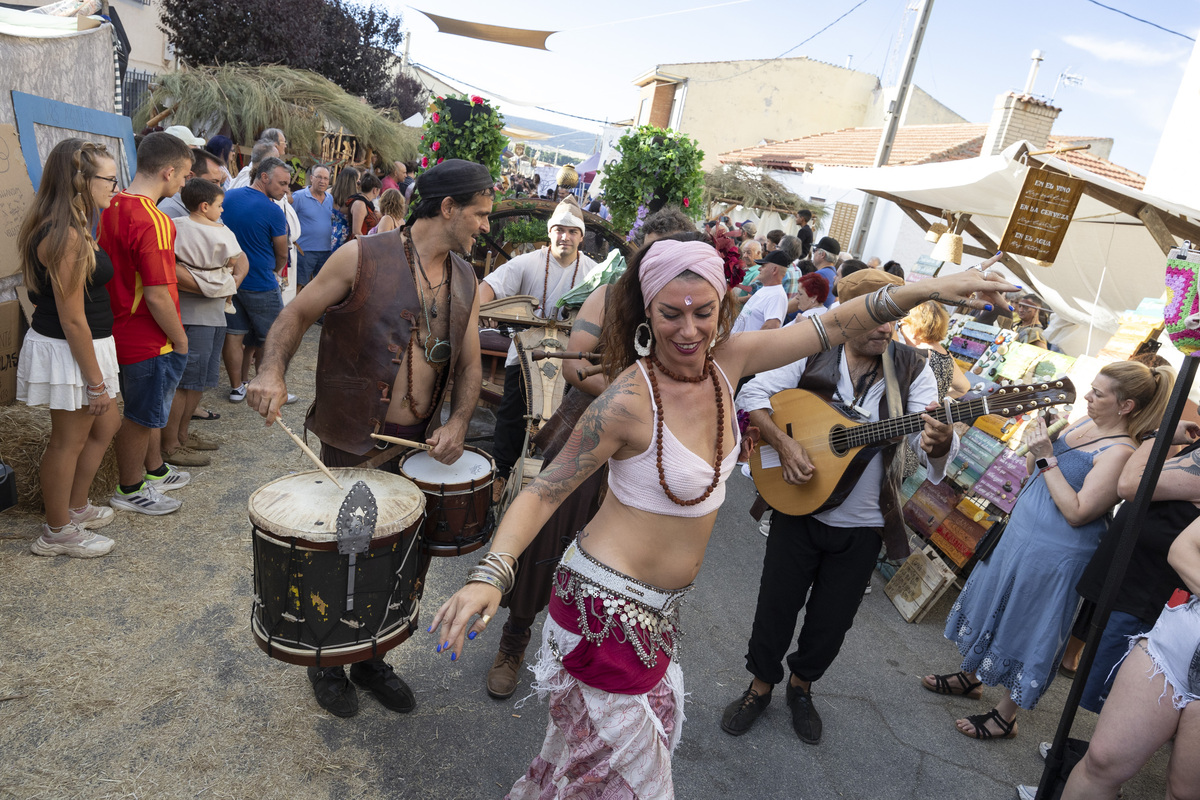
xmin=638 ymin=240 xmax=727 ymax=309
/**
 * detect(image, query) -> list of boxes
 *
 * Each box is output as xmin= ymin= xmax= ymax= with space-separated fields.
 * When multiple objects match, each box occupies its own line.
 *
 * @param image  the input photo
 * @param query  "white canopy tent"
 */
xmin=818 ymin=141 xmax=1200 ymax=357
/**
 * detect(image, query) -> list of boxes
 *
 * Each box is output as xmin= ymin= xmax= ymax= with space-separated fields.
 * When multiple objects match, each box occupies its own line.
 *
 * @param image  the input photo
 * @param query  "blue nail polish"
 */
xmin=450 ymin=652 xmax=457 ymax=661
xmin=427 ymin=624 xmax=434 ymax=633
xmin=468 ymin=631 xmax=476 ymax=640
xmin=436 ymin=643 xmax=441 ymax=653
xmin=994 ymin=250 xmax=1002 ymax=256
xmin=984 ymin=304 xmax=993 ymax=311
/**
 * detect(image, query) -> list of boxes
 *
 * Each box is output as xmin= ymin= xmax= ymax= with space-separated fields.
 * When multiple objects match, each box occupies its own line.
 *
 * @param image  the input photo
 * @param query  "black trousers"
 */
xmin=493 ymin=364 xmax=527 ymax=481
xmin=745 ymin=512 xmax=881 ymax=685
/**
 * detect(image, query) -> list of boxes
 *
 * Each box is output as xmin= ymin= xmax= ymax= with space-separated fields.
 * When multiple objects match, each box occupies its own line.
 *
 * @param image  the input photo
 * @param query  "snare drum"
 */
xmin=250 ymin=469 xmax=426 ymax=666
xmin=399 ymin=445 xmax=496 ymax=557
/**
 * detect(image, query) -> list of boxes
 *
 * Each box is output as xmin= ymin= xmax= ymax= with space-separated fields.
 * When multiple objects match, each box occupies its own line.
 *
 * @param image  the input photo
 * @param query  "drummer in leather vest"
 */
xmin=720 ymin=269 xmax=960 ymax=746
xmin=247 ymin=158 xmax=491 ymax=718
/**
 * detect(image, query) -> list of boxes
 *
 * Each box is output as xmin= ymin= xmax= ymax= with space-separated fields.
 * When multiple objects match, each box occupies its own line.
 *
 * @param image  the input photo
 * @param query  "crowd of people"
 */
xmin=11 ymin=131 xmax=1200 ymax=800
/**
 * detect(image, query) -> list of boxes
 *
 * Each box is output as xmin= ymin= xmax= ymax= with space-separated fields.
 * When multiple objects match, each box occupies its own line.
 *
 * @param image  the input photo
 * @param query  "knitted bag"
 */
xmin=1165 ymin=244 xmax=1200 ymax=355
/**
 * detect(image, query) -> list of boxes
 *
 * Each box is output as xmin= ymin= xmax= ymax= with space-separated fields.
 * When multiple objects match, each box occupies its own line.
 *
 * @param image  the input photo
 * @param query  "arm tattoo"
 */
xmin=574 ymin=319 xmax=602 ymax=338
xmin=529 ymin=372 xmax=640 ymax=505
xmin=1162 ymin=450 xmax=1200 ymax=478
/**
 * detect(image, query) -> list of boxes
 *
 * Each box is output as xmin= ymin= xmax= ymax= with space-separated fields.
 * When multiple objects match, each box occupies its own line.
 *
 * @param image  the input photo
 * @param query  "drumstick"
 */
xmin=275 ymin=415 xmax=344 ymax=489
xmin=577 ymin=363 xmax=605 ymax=382
xmin=370 ymin=433 xmax=433 ymax=451
xmin=530 ymin=349 xmax=599 ymax=362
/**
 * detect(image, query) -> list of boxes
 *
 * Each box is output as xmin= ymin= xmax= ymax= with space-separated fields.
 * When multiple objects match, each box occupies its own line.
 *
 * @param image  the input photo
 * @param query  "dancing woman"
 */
xmin=16 ymin=139 xmax=122 ymax=557
xmin=431 ymin=240 xmax=1014 ymax=796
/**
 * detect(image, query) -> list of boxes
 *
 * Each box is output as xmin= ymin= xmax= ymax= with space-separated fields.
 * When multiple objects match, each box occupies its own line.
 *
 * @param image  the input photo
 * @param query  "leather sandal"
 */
xmin=923 ymin=671 xmax=983 ymax=699
xmin=958 ymin=708 xmax=1017 ymax=740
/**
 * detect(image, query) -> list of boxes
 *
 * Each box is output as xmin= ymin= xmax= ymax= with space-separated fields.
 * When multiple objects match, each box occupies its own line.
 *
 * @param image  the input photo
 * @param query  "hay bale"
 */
xmin=0 ymin=405 xmax=119 ymax=513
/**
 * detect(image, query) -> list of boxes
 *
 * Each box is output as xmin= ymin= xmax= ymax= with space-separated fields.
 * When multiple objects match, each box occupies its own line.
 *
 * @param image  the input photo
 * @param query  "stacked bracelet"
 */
xmin=85 ymin=382 xmax=106 ymax=399
xmin=810 ymin=314 xmax=831 ymax=352
xmin=866 ymin=286 xmax=906 ymax=325
xmin=466 ymin=551 xmax=519 ymax=595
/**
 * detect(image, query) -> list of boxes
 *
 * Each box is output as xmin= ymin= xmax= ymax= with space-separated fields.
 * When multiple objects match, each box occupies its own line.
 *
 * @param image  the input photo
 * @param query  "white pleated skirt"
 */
xmin=17 ymin=329 xmax=120 ymax=411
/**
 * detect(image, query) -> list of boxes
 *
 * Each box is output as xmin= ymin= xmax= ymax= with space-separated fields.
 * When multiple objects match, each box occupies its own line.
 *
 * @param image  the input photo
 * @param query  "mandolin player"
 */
xmin=721 ymin=268 xmax=962 ymax=746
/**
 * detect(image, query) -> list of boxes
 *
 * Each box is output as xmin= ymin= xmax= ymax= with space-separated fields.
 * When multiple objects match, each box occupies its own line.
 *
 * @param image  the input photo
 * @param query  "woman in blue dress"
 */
xmin=922 ymin=361 xmax=1173 ymax=739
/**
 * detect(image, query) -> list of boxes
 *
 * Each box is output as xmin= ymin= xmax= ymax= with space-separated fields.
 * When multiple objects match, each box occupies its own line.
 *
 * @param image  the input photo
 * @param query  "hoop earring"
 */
xmin=633 ymin=321 xmax=653 ymax=357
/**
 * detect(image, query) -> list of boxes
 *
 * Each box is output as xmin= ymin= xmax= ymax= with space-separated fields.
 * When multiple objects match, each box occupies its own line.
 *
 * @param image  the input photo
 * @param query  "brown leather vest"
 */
xmin=305 ymin=228 xmax=477 ymax=456
xmin=796 ymin=342 xmax=928 ymax=560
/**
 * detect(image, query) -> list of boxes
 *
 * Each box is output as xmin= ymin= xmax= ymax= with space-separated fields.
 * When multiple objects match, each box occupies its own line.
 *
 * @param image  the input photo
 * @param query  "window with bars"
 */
xmin=122 ymin=69 xmax=154 ymax=118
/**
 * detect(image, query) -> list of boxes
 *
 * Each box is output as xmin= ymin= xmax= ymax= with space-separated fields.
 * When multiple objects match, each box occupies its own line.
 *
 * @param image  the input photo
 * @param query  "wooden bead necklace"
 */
xmin=645 ymin=352 xmax=725 ymax=506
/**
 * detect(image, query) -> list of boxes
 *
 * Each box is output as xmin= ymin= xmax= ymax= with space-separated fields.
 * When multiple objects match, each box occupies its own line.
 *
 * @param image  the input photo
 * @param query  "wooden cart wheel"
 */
xmin=472 ymin=198 xmax=635 ymax=279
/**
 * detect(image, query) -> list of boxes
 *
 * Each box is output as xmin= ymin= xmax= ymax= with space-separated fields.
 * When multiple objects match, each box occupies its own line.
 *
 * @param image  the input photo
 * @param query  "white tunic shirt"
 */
xmin=483 ymin=247 xmax=598 ymax=366
xmin=736 ymin=352 xmax=959 ymax=529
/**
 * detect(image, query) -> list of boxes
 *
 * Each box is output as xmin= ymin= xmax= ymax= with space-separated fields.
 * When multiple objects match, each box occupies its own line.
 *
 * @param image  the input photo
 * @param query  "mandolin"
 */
xmin=749 ymin=379 xmax=1076 ymax=517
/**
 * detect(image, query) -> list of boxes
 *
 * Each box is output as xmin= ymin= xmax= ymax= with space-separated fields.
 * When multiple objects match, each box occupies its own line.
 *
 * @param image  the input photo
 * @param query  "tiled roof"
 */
xmin=718 ymin=125 xmax=1148 ymax=191
xmin=1045 ymin=136 xmax=1146 ymax=190
xmin=719 ymin=124 xmax=988 ymax=171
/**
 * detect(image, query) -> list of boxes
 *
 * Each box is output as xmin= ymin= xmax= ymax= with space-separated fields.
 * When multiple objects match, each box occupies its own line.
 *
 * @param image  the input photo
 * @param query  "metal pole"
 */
xmin=1035 ymin=354 xmax=1199 ymax=798
xmin=848 ymin=0 xmax=934 ymax=256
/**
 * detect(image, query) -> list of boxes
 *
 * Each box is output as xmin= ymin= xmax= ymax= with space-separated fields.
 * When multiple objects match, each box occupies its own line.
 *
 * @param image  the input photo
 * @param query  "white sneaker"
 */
xmin=229 ymin=383 xmax=247 ymax=402
xmin=144 ymin=464 xmax=190 ymax=492
xmin=758 ymin=514 xmax=771 ymax=537
xmin=1039 ymin=741 xmax=1051 ymax=760
xmin=285 ymin=393 xmax=298 ymax=405
xmin=110 ymin=483 xmax=182 ymax=515
xmin=69 ymin=501 xmax=115 ymax=530
xmin=31 ymin=522 xmax=115 ymax=558
xmin=1016 ymin=786 xmax=1036 ymax=800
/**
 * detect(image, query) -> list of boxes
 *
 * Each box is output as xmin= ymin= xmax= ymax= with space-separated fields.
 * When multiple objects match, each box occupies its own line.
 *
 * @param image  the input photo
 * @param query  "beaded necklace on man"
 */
xmin=542 ymin=246 xmax=581 ymax=321
xmin=646 ymin=351 xmax=725 ymax=507
xmin=833 ymin=343 xmax=880 ymax=419
xmin=400 ymin=235 xmax=452 ymax=417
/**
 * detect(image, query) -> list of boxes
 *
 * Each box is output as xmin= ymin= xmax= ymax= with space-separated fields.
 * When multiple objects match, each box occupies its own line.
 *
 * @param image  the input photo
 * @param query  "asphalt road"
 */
xmin=0 ymin=326 xmax=1171 ymax=799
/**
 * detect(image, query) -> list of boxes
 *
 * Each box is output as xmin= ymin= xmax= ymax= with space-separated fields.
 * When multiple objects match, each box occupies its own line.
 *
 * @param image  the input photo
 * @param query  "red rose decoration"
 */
xmin=437 ymin=157 xmax=444 ymax=164
xmin=421 ymin=156 xmax=429 ymax=167
xmin=683 ymin=197 xmax=690 ymax=207
xmin=432 ymin=141 xmax=440 ymax=151
xmin=471 ymin=95 xmax=483 ymax=105
xmin=432 ymin=112 xmax=440 ymax=123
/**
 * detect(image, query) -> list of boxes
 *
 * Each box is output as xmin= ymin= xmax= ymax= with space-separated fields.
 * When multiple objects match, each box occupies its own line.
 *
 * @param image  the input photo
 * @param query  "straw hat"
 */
xmin=931 ymin=231 xmax=964 ymax=264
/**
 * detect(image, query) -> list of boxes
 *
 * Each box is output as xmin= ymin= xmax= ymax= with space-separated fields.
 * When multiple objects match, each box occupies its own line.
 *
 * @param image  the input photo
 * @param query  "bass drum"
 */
xmin=250 ymin=469 xmax=427 ymax=666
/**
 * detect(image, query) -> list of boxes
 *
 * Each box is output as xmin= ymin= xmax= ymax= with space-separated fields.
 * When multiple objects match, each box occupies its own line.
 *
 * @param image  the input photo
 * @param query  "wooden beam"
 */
xmin=894 ymin=202 xmax=933 ymax=232
xmin=1136 ymin=205 xmax=1178 ymax=255
xmin=960 ymin=218 xmax=1036 ymax=288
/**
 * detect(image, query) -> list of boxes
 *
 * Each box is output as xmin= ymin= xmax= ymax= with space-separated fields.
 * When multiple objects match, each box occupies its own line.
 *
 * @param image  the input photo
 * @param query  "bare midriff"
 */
xmin=578 ymin=495 xmax=718 ymax=591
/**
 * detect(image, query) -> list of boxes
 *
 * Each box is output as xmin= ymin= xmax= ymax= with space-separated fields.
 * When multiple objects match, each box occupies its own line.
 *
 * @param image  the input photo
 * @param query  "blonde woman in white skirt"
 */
xmin=16 ymin=139 xmax=122 ymax=557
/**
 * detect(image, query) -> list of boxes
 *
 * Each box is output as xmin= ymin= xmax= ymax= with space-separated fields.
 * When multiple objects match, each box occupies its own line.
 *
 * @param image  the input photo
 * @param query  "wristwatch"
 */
xmin=1035 ymin=455 xmax=1058 ymax=472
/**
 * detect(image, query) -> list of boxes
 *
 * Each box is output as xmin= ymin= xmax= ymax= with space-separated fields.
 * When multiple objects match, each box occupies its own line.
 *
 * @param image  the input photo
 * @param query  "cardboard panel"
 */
xmin=0 ymin=124 xmax=35 ymax=280
xmin=973 ymin=448 xmax=1029 ymax=513
xmin=0 ymin=300 xmax=22 ymax=404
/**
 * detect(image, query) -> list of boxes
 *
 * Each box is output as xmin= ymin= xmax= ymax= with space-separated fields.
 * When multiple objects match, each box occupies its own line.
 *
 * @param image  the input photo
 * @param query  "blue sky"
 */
xmin=388 ymin=0 xmax=1199 ymax=175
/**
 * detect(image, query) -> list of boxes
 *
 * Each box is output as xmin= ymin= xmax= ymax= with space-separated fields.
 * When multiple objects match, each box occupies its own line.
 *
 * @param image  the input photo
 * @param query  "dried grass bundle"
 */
xmin=703 ymin=165 xmax=825 ymax=222
xmin=134 ymin=65 xmax=420 ymax=163
xmin=0 ymin=405 xmax=118 ymax=512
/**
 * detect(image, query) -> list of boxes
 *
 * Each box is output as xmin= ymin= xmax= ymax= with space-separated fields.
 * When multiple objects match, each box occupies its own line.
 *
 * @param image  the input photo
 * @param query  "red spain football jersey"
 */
xmin=99 ymin=192 xmax=180 ymax=365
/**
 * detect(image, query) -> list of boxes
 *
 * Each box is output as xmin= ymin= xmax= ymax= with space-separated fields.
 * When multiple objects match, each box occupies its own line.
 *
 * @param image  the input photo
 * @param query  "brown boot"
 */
xmin=486 ymin=622 xmax=532 ymax=699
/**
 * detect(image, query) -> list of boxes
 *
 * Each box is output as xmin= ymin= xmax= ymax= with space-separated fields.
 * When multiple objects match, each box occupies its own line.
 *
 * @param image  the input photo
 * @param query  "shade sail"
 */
xmin=416 ymin=11 xmax=556 ymax=51
xmin=818 ymin=142 xmax=1200 ymax=356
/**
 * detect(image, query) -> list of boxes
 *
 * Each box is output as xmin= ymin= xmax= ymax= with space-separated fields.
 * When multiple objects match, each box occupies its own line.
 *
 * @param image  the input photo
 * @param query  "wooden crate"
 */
xmin=884 ymin=546 xmax=957 ymax=623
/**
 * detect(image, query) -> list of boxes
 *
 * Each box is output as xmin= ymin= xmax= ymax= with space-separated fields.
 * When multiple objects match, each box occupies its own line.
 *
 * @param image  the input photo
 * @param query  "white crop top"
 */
xmin=606 ymin=360 xmax=741 ymax=517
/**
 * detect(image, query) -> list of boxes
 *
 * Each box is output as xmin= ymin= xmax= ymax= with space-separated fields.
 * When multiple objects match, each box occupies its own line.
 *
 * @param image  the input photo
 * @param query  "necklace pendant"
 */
xmin=430 ymin=304 xmax=438 ymax=319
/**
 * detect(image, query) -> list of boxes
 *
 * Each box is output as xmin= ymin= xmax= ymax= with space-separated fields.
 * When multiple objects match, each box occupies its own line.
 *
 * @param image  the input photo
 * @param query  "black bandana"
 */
xmin=416 ymin=159 xmax=493 ymax=200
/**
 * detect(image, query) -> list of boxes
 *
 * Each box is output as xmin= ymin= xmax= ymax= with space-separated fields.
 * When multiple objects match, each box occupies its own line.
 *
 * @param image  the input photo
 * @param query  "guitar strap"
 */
xmin=881 ymin=342 xmax=903 ymax=421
